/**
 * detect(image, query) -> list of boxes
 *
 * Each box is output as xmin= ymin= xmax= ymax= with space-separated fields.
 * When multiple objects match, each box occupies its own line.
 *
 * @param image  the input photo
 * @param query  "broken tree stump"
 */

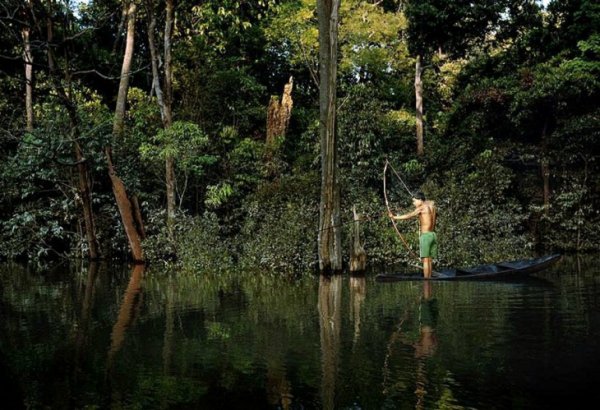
xmin=266 ymin=76 xmax=294 ymax=147
xmin=350 ymin=205 xmax=367 ymax=272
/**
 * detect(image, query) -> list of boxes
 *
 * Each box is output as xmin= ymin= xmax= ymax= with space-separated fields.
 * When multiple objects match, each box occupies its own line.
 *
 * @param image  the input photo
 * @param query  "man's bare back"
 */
xmin=417 ymin=200 xmax=436 ymax=233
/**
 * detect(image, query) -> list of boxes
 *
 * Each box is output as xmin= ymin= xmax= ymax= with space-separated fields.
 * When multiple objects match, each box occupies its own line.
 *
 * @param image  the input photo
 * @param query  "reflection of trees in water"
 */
xmin=74 ymin=262 xmax=99 ymax=378
xmin=8 ymin=261 xmax=590 ymax=408
xmin=318 ymin=275 xmax=342 ymax=410
xmin=266 ymin=359 xmax=293 ymax=409
xmin=349 ymin=275 xmax=366 ymax=348
xmin=162 ymin=280 xmax=175 ymax=375
xmin=107 ymin=264 xmax=145 ymax=371
xmin=0 ymin=265 xmax=27 ymax=408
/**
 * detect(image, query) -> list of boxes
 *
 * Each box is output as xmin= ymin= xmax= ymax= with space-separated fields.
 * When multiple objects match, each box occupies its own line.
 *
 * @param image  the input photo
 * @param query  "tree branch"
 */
xmin=72 ymin=64 xmax=150 ymax=80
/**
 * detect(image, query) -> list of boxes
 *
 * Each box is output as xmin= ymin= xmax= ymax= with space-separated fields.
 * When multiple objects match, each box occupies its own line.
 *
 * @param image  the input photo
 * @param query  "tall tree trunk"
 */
xmin=106 ymin=148 xmax=144 ymax=261
xmin=164 ymin=0 xmax=176 ymax=237
xmin=317 ymin=0 xmax=342 ymax=273
xmin=541 ymin=117 xmax=550 ymax=215
xmin=113 ymin=1 xmax=136 ymax=137
xmin=147 ymin=0 xmax=166 ymax=119
xmin=131 ymin=195 xmax=146 ymax=239
xmin=22 ymin=25 xmax=34 ymax=131
xmin=165 ymin=155 xmax=176 ymax=235
xmin=46 ymin=2 xmax=100 ymax=259
xmin=415 ymin=54 xmax=424 ymax=156
xmin=73 ymin=128 xmax=101 ymax=260
xmin=109 ymin=1 xmax=144 ymax=262
xmin=113 ymin=2 xmax=129 ymax=54
xmin=147 ymin=0 xmax=175 ymax=238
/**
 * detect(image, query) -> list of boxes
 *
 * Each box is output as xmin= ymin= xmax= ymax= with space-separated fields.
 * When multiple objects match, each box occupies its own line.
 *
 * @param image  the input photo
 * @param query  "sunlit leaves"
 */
xmin=264 ymin=0 xmax=318 ymax=75
xmin=204 ymin=183 xmax=233 ymax=208
xmin=339 ymin=1 xmax=409 ymax=76
xmin=577 ymin=33 xmax=600 ymax=57
xmin=139 ymin=120 xmax=216 ymax=177
xmin=191 ymin=0 xmax=277 ymax=53
xmin=266 ymin=0 xmax=410 ymax=81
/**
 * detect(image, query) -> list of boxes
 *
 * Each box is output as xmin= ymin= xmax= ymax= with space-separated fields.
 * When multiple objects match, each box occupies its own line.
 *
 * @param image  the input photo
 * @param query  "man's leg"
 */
xmin=423 ymin=257 xmax=432 ymax=279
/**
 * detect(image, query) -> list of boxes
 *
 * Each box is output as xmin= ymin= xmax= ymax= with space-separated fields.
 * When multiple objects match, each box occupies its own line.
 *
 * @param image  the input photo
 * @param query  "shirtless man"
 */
xmin=388 ymin=191 xmax=437 ymax=278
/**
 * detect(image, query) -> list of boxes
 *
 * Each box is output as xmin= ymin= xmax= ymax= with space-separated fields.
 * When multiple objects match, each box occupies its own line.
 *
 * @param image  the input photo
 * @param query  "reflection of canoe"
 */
xmin=376 ymin=254 xmax=562 ymax=282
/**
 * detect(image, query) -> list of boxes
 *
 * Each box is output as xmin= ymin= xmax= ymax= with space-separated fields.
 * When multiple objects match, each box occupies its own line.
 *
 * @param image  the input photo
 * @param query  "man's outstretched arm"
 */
xmin=389 ymin=207 xmax=421 ymax=221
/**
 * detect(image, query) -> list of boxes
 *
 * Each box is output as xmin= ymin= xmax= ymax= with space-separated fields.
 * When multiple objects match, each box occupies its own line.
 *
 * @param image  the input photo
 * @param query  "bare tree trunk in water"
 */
xmin=415 ymin=54 xmax=424 ymax=156
xmin=317 ymin=0 xmax=342 ymax=273
xmin=73 ymin=127 xmax=101 ymax=260
xmin=109 ymin=1 xmax=144 ymax=262
xmin=131 ymin=195 xmax=146 ymax=239
xmin=106 ymin=148 xmax=144 ymax=262
xmin=46 ymin=2 xmax=100 ymax=259
xmin=68 ymin=93 xmax=100 ymax=260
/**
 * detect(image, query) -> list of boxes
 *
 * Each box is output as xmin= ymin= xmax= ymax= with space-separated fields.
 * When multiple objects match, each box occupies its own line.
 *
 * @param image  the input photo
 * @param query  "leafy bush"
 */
xmin=144 ymin=210 xmax=234 ymax=273
xmin=238 ymin=173 xmax=320 ymax=274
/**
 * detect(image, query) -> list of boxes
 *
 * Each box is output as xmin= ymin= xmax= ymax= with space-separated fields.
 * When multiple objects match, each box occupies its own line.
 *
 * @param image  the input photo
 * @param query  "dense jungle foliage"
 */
xmin=0 ymin=0 xmax=598 ymax=273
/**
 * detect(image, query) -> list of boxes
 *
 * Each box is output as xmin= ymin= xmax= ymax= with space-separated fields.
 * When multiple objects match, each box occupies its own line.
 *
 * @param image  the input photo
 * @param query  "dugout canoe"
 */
xmin=375 ymin=254 xmax=562 ymax=282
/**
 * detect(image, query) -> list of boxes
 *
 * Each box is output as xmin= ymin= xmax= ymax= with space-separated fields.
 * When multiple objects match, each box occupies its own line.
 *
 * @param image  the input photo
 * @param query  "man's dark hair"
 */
xmin=413 ymin=191 xmax=426 ymax=201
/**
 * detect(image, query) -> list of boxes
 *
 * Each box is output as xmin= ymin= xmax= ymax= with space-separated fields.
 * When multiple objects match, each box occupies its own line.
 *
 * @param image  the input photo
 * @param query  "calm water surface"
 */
xmin=1 ymin=256 xmax=599 ymax=409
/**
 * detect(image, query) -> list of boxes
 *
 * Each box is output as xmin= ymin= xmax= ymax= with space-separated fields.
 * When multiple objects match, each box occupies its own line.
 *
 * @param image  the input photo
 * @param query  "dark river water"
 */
xmin=1 ymin=256 xmax=599 ymax=409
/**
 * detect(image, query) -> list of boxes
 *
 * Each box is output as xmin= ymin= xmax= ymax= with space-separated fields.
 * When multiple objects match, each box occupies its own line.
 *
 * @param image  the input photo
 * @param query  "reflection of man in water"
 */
xmin=414 ymin=281 xmax=438 ymax=410
xmin=382 ymin=281 xmax=440 ymax=406
xmin=414 ymin=281 xmax=438 ymax=357
xmin=266 ymin=364 xmax=293 ymax=410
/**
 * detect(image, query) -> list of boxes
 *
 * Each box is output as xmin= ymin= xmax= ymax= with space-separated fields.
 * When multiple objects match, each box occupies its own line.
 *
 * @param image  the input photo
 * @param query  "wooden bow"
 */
xmin=383 ymin=160 xmax=419 ymax=260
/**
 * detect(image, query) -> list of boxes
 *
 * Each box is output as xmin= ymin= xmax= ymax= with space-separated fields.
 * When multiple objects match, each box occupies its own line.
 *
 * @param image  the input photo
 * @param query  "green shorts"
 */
xmin=419 ymin=231 xmax=438 ymax=259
